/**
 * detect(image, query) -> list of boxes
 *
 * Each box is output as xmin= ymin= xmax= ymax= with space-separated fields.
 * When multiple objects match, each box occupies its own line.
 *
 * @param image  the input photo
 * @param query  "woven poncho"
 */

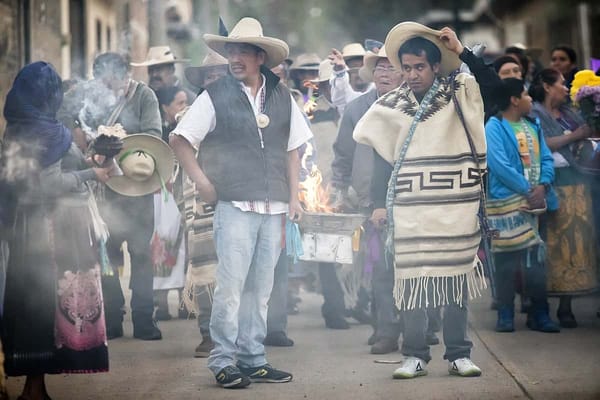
xmin=353 ymin=73 xmax=487 ymax=310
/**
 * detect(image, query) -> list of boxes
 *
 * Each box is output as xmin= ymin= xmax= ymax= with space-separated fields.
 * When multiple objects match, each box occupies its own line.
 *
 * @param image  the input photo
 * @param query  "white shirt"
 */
xmin=172 ymin=74 xmax=313 ymax=214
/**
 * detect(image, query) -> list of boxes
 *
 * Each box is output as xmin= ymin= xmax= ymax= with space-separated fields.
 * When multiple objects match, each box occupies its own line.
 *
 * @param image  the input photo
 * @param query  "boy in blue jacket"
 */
xmin=485 ymin=78 xmax=560 ymax=333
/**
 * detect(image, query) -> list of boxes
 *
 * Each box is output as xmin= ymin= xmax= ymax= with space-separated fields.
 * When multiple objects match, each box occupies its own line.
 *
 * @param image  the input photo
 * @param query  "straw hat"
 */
xmin=290 ymin=53 xmax=321 ymax=71
xmin=342 ymin=43 xmax=366 ymax=61
xmin=310 ymin=60 xmax=334 ymax=83
xmin=358 ymin=46 xmax=390 ymax=82
xmin=203 ymin=17 xmax=289 ymax=68
xmin=384 ymin=22 xmax=461 ymax=77
xmin=184 ymin=51 xmax=229 ymax=88
xmin=130 ymin=46 xmax=190 ymax=67
xmin=106 ymin=134 xmax=175 ymax=197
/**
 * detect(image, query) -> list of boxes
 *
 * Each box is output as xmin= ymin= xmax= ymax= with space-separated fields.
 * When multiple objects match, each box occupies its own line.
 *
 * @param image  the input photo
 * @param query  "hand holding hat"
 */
xmin=438 ymin=27 xmax=464 ymax=56
xmin=106 ymin=134 xmax=175 ymax=197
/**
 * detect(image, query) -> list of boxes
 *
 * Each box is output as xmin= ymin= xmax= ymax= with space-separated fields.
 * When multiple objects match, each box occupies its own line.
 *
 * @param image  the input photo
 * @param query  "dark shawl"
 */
xmin=1 ymin=62 xmax=72 ymax=228
xmin=3 ymin=61 xmax=72 ymax=168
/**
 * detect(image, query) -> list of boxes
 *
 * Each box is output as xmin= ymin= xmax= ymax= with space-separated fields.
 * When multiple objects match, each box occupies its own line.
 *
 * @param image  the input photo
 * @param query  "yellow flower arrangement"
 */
xmin=570 ymin=69 xmax=600 ymax=103
xmin=569 ymin=70 xmax=600 ymax=133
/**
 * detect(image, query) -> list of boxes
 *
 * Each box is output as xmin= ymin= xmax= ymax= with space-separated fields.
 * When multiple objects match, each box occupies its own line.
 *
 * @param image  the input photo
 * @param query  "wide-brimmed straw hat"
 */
xmin=342 ymin=43 xmax=366 ymax=61
xmin=184 ymin=51 xmax=229 ymax=88
xmin=359 ymin=46 xmax=391 ymax=82
xmin=310 ymin=60 xmax=334 ymax=83
xmin=203 ymin=17 xmax=289 ymax=68
xmin=130 ymin=46 xmax=190 ymax=67
xmin=290 ymin=53 xmax=321 ymax=71
xmin=106 ymin=134 xmax=175 ymax=197
xmin=384 ymin=22 xmax=461 ymax=77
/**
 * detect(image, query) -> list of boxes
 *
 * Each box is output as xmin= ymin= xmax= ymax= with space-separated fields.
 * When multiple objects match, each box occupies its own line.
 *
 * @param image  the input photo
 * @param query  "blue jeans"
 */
xmin=207 ymin=202 xmax=283 ymax=374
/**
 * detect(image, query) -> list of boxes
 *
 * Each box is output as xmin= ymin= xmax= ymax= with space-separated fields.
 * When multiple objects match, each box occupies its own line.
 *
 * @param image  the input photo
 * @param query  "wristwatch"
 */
xmin=543 ymin=183 xmax=552 ymax=193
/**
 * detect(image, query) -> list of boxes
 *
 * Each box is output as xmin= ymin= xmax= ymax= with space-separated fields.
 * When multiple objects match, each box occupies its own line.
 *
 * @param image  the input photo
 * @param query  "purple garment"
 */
xmin=364 ymin=222 xmax=383 ymax=275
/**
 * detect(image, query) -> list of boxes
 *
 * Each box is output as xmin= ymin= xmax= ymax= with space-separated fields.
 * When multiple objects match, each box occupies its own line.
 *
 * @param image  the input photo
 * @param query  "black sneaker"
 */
xmin=237 ymin=363 xmax=293 ymax=383
xmin=263 ymin=332 xmax=294 ymax=347
xmin=215 ymin=366 xmax=251 ymax=389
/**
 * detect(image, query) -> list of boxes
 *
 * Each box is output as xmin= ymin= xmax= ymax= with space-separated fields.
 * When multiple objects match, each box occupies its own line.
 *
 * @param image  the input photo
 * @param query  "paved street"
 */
xmin=6 ymin=281 xmax=600 ymax=399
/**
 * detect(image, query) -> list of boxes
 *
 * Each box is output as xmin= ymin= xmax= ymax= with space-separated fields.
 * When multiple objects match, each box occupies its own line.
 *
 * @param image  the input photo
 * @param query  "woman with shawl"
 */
xmin=529 ymin=68 xmax=597 ymax=328
xmin=0 ymin=62 xmax=112 ymax=400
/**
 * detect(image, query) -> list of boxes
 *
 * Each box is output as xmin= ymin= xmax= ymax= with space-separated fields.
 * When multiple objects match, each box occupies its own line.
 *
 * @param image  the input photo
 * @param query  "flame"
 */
xmin=299 ymin=141 xmax=334 ymax=213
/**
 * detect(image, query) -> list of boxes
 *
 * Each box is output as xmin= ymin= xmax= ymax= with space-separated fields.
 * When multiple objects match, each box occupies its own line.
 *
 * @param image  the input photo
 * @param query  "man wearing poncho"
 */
xmin=354 ymin=23 xmax=487 ymax=379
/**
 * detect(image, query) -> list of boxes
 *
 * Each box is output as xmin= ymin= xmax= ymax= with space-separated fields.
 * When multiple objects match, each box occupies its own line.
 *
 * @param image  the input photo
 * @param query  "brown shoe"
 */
xmin=370 ymin=337 xmax=399 ymax=354
xmin=194 ymin=336 xmax=214 ymax=358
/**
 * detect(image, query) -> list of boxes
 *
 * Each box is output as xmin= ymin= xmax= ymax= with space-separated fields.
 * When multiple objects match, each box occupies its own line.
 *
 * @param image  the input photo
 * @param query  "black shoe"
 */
xmin=237 ymin=363 xmax=293 ymax=383
xmin=367 ymin=332 xmax=378 ymax=346
xmin=264 ymin=332 xmax=294 ymax=347
xmin=370 ymin=337 xmax=399 ymax=354
xmin=557 ymin=311 xmax=578 ymax=328
xmin=215 ymin=366 xmax=251 ymax=389
xmin=426 ymin=332 xmax=440 ymax=345
xmin=194 ymin=336 xmax=214 ymax=358
xmin=154 ymin=308 xmax=172 ymax=321
xmin=325 ymin=317 xmax=349 ymax=330
xmin=106 ymin=324 xmax=123 ymax=340
xmin=133 ymin=321 xmax=163 ymax=340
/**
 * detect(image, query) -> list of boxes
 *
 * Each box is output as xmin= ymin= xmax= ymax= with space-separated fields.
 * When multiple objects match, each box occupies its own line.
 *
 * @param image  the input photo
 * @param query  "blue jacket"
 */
xmin=485 ymin=116 xmax=558 ymax=210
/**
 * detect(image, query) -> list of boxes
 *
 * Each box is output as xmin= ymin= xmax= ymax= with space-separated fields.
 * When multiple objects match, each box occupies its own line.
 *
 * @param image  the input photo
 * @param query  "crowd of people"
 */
xmin=0 ymin=14 xmax=599 ymax=398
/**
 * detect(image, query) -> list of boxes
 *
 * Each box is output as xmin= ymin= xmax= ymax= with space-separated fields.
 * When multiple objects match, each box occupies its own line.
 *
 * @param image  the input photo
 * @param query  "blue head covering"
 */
xmin=3 ymin=61 xmax=72 ymax=168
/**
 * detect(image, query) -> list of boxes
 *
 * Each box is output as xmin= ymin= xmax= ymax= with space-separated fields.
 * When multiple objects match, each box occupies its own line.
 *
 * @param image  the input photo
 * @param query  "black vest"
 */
xmin=200 ymin=67 xmax=292 ymax=202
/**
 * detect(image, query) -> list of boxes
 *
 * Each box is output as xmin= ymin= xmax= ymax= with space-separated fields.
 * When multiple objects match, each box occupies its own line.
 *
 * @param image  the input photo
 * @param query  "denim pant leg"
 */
xmin=267 ymin=250 xmax=289 ymax=335
xmin=372 ymin=258 xmax=401 ymax=340
xmin=237 ymin=213 xmax=282 ymax=368
xmin=494 ymin=251 xmax=519 ymax=309
xmin=207 ymin=202 xmax=262 ymax=374
xmin=427 ymin=307 xmax=442 ymax=334
xmin=442 ymin=279 xmax=472 ymax=362
xmin=196 ymin=289 xmax=212 ymax=336
xmin=401 ymin=307 xmax=430 ymax=362
xmin=522 ymin=246 xmax=549 ymax=311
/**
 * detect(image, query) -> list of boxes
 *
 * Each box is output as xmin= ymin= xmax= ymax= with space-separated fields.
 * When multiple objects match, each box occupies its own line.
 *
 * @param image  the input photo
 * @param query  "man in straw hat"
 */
xmin=71 ymin=52 xmax=166 ymax=342
xmin=184 ymin=50 xmax=229 ymax=92
xmin=131 ymin=45 xmax=195 ymax=102
xmin=289 ymin=53 xmax=321 ymax=105
xmin=170 ymin=17 xmax=312 ymax=389
xmin=354 ymin=23 xmax=488 ymax=379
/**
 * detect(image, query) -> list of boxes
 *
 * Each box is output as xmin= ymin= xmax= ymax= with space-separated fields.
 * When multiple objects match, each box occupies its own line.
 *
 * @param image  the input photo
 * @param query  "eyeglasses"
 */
xmin=373 ymin=66 xmax=397 ymax=73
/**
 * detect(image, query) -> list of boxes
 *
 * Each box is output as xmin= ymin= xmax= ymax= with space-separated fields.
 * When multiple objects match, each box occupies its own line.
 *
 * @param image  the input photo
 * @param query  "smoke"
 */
xmin=74 ymin=80 xmax=118 ymax=138
xmin=0 ymin=140 xmax=40 ymax=183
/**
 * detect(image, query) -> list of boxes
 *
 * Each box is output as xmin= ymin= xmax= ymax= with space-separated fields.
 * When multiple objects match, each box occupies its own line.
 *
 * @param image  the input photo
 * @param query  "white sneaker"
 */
xmin=392 ymin=356 xmax=428 ymax=379
xmin=448 ymin=357 xmax=482 ymax=377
